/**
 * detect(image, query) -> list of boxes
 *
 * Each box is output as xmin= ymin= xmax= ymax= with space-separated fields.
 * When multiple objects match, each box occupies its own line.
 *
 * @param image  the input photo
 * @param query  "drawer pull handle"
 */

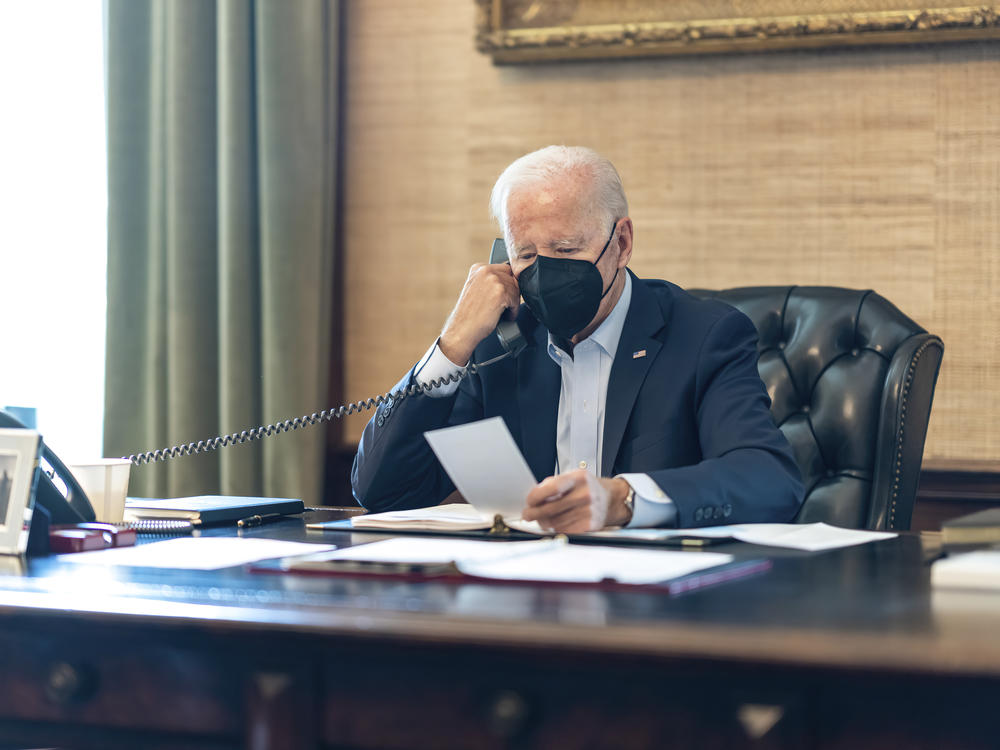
xmin=45 ymin=661 xmax=97 ymax=705
xmin=488 ymin=690 xmax=530 ymax=739
xmin=737 ymin=703 xmax=785 ymax=740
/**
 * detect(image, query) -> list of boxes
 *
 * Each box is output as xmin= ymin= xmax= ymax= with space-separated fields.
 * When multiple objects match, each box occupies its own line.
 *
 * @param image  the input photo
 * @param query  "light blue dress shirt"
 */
xmin=416 ymin=271 xmax=677 ymax=528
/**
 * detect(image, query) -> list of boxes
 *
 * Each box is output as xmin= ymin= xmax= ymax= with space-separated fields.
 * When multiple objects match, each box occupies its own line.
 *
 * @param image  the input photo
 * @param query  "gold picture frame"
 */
xmin=475 ymin=1 xmax=1000 ymax=63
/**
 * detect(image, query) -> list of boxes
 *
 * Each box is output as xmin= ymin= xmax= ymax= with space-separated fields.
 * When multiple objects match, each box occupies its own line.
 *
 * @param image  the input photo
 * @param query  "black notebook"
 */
xmin=123 ymin=495 xmax=304 ymax=525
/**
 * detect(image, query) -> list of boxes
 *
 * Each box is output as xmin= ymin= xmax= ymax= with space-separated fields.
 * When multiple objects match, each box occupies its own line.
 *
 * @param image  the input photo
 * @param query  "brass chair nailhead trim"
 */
xmin=888 ymin=338 xmax=938 ymax=529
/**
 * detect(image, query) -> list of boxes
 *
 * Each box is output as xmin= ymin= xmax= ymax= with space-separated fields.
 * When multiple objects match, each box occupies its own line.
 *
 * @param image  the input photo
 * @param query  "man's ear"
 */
xmin=616 ymin=217 xmax=634 ymax=268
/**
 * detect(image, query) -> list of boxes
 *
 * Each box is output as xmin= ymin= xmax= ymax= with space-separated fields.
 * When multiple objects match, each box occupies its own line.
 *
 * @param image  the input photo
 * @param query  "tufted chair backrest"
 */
xmin=689 ymin=287 xmax=943 ymax=531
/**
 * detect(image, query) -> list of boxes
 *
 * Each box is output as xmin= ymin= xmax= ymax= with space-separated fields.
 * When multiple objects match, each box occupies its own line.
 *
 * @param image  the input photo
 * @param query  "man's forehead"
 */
xmin=532 ymin=187 xmax=561 ymax=207
xmin=509 ymin=177 xmax=587 ymax=211
xmin=506 ymin=177 xmax=602 ymax=248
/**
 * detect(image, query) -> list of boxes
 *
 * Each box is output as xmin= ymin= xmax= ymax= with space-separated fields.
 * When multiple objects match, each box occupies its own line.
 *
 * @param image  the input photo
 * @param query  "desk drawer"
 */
xmin=320 ymin=644 xmax=807 ymax=749
xmin=0 ymin=626 xmax=242 ymax=735
xmin=319 ymin=641 xmax=1000 ymax=750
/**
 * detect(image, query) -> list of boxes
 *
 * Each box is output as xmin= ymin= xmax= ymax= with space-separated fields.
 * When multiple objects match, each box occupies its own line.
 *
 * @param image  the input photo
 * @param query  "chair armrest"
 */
xmin=869 ymin=333 xmax=944 ymax=530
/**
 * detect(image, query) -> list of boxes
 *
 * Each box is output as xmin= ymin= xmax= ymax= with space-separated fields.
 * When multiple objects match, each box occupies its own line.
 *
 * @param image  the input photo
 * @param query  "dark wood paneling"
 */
xmin=913 ymin=458 xmax=1000 ymax=531
xmin=322 ymin=444 xmax=358 ymax=507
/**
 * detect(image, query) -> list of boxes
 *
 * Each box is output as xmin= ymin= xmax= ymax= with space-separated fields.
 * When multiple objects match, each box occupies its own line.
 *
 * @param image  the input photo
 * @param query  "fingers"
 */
xmin=523 ymin=492 xmax=583 ymax=522
xmin=532 ymin=501 xmax=594 ymax=534
xmin=525 ymin=475 xmax=576 ymax=507
xmin=522 ymin=471 xmax=604 ymax=533
xmin=549 ymin=509 xmax=598 ymax=535
xmin=489 ymin=263 xmax=521 ymax=312
xmin=470 ymin=263 xmax=520 ymax=316
xmin=522 ymin=470 xmax=613 ymax=532
xmin=441 ymin=263 xmax=522 ymax=363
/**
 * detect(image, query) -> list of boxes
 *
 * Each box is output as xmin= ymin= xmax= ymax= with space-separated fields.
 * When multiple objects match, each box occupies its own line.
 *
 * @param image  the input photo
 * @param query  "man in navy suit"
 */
xmin=352 ymin=146 xmax=803 ymax=531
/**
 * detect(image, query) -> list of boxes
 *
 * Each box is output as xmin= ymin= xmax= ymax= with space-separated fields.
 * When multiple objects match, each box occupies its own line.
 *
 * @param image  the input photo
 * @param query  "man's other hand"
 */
xmin=439 ymin=263 xmax=520 ymax=366
xmin=522 ymin=470 xmax=631 ymax=533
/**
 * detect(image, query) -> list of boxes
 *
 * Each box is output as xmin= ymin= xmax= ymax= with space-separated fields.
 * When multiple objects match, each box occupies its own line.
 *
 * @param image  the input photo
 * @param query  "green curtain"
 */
xmin=104 ymin=0 xmax=340 ymax=506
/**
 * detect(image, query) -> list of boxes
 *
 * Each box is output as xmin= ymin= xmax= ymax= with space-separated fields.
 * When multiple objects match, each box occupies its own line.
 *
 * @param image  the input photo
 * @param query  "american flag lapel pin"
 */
xmin=632 ymin=349 xmax=646 ymax=359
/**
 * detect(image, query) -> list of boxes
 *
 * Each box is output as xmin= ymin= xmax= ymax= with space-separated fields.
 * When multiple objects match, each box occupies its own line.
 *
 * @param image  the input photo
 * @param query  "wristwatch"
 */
xmin=621 ymin=481 xmax=635 ymax=525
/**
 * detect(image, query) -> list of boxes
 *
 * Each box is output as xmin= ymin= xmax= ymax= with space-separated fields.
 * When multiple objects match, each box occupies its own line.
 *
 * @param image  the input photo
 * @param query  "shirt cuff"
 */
xmin=413 ymin=338 xmax=467 ymax=398
xmin=618 ymin=473 xmax=677 ymax=529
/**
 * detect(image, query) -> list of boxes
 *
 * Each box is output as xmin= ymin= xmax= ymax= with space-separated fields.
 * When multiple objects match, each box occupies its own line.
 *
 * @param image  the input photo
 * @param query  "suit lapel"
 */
xmin=601 ymin=272 xmax=667 ymax=473
xmin=518 ymin=319 xmax=560 ymax=481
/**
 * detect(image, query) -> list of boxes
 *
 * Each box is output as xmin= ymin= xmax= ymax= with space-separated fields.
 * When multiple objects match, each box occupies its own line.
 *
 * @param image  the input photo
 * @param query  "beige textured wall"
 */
xmin=340 ymin=0 xmax=1000 ymax=464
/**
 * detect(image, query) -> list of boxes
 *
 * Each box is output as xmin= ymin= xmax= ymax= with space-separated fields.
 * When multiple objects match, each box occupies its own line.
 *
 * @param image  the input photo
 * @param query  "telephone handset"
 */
xmin=4 ymin=239 xmax=531 ymax=508
xmin=489 ymin=237 xmax=528 ymax=359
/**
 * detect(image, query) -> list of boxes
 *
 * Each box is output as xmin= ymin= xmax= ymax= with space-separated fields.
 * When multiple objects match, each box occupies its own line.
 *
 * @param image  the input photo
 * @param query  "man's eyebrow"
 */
xmin=513 ymin=234 xmax=586 ymax=255
xmin=547 ymin=234 xmax=586 ymax=249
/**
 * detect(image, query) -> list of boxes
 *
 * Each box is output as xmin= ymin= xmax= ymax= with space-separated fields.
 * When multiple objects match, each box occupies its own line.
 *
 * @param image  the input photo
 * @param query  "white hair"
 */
xmin=489 ymin=145 xmax=628 ymax=246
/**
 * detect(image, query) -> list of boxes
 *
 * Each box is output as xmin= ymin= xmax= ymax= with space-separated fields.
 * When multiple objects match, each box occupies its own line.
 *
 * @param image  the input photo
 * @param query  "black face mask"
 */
xmin=518 ymin=222 xmax=620 ymax=340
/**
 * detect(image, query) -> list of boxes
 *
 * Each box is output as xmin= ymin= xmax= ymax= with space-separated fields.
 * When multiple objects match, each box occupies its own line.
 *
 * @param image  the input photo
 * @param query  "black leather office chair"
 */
xmin=688 ymin=286 xmax=943 ymax=531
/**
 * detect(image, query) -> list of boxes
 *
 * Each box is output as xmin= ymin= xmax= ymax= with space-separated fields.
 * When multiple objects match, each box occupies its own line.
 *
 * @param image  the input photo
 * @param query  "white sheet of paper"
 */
xmin=305 ymin=537 xmax=560 ymax=565
xmin=457 ymin=544 xmax=733 ymax=584
xmin=590 ymin=522 xmax=896 ymax=551
xmin=726 ymin=523 xmax=896 ymax=551
xmin=424 ymin=417 xmax=537 ymax=520
xmin=299 ymin=537 xmax=732 ymax=585
xmin=57 ymin=538 xmax=336 ymax=570
xmin=931 ymin=550 xmax=1000 ymax=590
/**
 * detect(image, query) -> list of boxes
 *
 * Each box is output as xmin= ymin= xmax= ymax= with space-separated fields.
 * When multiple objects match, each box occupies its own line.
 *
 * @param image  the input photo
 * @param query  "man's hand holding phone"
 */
xmin=439 ymin=262 xmax=520 ymax=365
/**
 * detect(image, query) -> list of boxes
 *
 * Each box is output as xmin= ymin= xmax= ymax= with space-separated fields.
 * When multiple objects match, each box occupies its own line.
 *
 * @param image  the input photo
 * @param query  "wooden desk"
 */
xmin=0 ymin=512 xmax=998 ymax=749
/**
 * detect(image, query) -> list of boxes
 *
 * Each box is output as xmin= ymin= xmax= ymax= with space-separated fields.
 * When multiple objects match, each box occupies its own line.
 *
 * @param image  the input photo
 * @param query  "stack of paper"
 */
xmin=932 ymin=550 xmax=1000 ymax=590
xmin=592 ymin=523 xmax=896 ymax=552
xmin=288 ymin=537 xmax=734 ymax=586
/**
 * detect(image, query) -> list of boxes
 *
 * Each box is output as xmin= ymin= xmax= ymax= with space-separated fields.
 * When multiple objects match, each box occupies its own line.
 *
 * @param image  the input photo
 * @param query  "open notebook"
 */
xmin=347 ymin=503 xmax=543 ymax=533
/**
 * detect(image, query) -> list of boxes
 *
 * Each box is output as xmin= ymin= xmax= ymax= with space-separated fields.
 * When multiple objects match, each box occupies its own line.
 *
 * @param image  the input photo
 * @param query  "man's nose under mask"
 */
xmin=518 ymin=227 xmax=619 ymax=340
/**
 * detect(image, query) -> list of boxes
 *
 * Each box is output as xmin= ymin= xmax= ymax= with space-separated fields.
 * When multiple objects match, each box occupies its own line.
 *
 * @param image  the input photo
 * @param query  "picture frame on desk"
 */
xmin=475 ymin=0 xmax=1000 ymax=63
xmin=0 ymin=428 xmax=42 ymax=556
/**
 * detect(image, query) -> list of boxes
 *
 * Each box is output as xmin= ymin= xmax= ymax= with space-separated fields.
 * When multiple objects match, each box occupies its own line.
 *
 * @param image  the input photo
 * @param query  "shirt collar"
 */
xmin=547 ymin=271 xmax=632 ymax=363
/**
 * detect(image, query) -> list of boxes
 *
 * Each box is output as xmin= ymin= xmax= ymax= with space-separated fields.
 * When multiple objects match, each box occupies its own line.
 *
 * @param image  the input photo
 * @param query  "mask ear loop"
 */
xmin=596 ymin=219 xmax=622 ymax=299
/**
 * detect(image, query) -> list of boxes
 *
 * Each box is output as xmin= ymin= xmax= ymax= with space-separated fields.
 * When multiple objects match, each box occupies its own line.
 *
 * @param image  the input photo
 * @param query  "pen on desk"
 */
xmin=237 ymin=513 xmax=286 ymax=528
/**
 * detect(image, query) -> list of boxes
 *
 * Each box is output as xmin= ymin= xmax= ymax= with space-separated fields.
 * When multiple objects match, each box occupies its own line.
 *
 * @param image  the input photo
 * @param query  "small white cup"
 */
xmin=67 ymin=459 xmax=132 ymax=523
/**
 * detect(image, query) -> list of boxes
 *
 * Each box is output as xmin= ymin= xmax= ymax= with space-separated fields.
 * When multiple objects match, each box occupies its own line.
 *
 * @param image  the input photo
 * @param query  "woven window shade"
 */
xmin=339 ymin=1 xmax=1000 ymax=462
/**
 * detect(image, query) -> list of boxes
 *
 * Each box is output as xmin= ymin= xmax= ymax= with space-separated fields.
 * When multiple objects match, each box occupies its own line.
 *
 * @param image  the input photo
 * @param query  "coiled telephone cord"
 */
xmin=124 ymin=351 xmax=512 ymax=466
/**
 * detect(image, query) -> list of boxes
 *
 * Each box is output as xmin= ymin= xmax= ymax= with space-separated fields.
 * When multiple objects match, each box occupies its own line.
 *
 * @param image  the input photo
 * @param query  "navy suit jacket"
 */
xmin=352 ymin=271 xmax=804 ymax=527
